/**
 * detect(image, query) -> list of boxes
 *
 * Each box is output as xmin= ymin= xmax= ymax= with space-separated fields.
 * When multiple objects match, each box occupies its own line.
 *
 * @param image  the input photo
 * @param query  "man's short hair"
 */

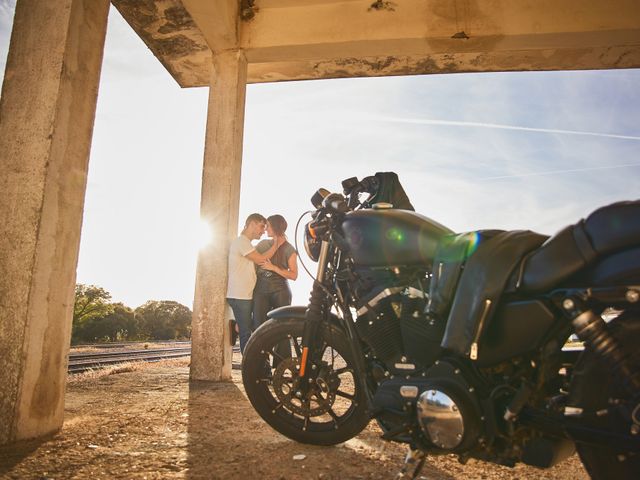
xmin=244 ymin=213 xmax=266 ymax=228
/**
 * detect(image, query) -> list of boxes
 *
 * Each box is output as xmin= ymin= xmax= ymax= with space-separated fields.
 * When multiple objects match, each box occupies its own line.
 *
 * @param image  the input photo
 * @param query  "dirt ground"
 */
xmin=0 ymin=355 xmax=589 ymax=480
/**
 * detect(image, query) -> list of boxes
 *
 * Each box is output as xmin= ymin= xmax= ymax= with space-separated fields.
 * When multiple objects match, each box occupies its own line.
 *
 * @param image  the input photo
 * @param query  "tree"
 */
xmin=135 ymin=300 xmax=192 ymax=340
xmin=78 ymin=303 xmax=137 ymax=342
xmin=72 ymin=284 xmax=115 ymax=343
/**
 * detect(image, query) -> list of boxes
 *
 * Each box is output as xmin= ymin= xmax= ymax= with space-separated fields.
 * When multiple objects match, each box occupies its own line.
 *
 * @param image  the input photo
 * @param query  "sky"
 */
xmin=1 ymin=1 xmax=639 ymax=308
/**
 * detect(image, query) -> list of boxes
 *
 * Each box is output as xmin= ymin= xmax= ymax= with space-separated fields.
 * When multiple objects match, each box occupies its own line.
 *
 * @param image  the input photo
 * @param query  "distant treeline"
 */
xmin=72 ymin=284 xmax=191 ymax=344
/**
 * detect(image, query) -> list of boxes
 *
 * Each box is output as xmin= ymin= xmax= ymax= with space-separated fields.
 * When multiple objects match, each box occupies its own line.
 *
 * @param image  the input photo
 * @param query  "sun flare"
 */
xmin=195 ymin=219 xmax=213 ymax=250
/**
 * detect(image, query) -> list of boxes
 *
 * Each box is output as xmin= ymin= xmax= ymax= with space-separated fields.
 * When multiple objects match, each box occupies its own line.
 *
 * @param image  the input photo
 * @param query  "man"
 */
xmin=227 ymin=213 xmax=284 ymax=353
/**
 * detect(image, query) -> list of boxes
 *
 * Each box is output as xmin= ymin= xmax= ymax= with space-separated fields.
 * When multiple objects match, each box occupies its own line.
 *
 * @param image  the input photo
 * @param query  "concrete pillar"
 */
xmin=0 ymin=0 xmax=109 ymax=444
xmin=191 ymin=50 xmax=248 ymax=381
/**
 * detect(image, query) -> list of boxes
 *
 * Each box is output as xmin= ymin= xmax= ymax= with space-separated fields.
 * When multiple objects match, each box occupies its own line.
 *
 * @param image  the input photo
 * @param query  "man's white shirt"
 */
xmin=226 ymin=234 xmax=257 ymax=299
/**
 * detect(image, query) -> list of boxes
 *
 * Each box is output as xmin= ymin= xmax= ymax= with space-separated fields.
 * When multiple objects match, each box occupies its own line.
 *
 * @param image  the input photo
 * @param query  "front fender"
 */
xmin=267 ymin=305 xmax=308 ymax=320
xmin=267 ymin=305 xmax=342 ymax=326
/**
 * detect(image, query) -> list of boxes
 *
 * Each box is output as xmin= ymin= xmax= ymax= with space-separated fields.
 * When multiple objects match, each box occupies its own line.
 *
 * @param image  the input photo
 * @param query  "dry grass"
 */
xmin=67 ymin=357 xmax=190 ymax=384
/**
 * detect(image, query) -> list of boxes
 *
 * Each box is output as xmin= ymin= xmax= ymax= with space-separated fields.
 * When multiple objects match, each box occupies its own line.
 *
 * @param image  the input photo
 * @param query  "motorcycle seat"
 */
xmin=515 ymin=200 xmax=640 ymax=293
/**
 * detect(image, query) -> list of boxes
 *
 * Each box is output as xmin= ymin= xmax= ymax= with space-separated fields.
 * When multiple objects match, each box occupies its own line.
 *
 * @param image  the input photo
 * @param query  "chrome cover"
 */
xmin=356 ymin=286 xmax=404 ymax=316
xmin=417 ymin=389 xmax=464 ymax=449
xmin=400 ymin=385 xmax=419 ymax=398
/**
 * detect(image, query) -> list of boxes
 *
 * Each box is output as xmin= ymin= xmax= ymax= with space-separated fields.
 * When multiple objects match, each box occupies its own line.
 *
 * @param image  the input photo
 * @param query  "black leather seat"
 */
xmin=517 ymin=200 xmax=640 ymax=293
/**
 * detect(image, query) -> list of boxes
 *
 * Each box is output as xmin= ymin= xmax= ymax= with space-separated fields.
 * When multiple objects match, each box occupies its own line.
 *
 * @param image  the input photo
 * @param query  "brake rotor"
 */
xmin=272 ymin=357 xmax=342 ymax=417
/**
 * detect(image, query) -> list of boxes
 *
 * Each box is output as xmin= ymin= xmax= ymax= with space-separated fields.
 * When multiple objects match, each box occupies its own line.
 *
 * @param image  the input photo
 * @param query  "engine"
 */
xmin=351 ymin=267 xmax=487 ymax=451
xmin=371 ymin=358 xmax=484 ymax=452
xmin=353 ymin=268 xmax=445 ymax=375
xmin=354 ymin=270 xmax=574 ymax=467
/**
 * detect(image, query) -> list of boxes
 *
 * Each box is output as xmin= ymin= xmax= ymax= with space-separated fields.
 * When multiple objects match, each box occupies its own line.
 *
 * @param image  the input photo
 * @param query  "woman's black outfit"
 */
xmin=253 ymin=239 xmax=296 ymax=328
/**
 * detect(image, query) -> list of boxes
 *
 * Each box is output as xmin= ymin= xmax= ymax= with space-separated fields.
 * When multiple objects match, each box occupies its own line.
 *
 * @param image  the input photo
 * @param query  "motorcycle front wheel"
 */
xmin=242 ymin=317 xmax=370 ymax=445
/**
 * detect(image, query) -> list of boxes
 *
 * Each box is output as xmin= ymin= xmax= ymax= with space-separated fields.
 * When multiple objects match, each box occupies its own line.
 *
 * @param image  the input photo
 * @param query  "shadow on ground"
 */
xmin=185 ymin=378 xmax=456 ymax=480
xmin=0 ymin=437 xmax=49 ymax=476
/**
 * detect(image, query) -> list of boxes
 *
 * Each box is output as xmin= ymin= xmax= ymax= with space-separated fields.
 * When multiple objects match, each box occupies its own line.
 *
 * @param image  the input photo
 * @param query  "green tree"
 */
xmin=135 ymin=300 xmax=192 ymax=340
xmin=78 ymin=303 xmax=137 ymax=342
xmin=72 ymin=284 xmax=115 ymax=343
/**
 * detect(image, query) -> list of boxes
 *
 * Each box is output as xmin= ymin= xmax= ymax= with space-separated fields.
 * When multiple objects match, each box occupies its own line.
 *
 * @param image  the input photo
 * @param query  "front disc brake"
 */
xmin=272 ymin=357 xmax=340 ymax=417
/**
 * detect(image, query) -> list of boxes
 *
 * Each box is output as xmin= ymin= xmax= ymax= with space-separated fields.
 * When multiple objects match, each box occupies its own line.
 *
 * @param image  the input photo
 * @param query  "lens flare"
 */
xmin=196 ymin=219 xmax=213 ymax=250
xmin=467 ymin=231 xmax=481 ymax=257
xmin=386 ymin=227 xmax=405 ymax=243
xmin=435 ymin=231 xmax=482 ymax=263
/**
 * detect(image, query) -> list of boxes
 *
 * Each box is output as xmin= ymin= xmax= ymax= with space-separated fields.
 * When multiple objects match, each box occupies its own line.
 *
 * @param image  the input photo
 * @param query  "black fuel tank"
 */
xmin=341 ymin=209 xmax=453 ymax=267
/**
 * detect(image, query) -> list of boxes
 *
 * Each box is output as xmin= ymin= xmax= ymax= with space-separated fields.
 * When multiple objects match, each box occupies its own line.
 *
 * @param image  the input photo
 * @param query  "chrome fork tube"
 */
xmin=316 ymin=240 xmax=330 ymax=283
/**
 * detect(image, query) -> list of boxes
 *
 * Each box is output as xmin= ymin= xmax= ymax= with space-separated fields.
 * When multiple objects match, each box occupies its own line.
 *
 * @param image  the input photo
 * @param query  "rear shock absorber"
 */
xmin=562 ymin=297 xmax=640 ymax=392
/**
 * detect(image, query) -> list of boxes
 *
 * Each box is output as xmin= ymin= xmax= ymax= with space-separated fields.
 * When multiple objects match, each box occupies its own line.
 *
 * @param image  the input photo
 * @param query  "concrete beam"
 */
xmin=0 ymin=0 xmax=109 ymax=444
xmin=181 ymin=0 xmax=239 ymax=52
xmin=113 ymin=0 xmax=640 ymax=86
xmin=191 ymin=50 xmax=248 ymax=381
xmin=111 ymin=0 xmax=212 ymax=87
xmin=241 ymin=0 xmax=640 ymax=57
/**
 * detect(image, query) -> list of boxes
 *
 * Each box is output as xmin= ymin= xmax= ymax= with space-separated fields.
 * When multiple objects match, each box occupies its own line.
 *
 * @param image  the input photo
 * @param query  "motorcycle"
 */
xmin=241 ymin=172 xmax=640 ymax=479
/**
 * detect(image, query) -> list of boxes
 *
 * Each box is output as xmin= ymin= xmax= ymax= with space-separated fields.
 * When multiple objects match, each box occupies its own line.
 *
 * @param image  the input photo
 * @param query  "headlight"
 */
xmin=304 ymin=222 xmax=321 ymax=262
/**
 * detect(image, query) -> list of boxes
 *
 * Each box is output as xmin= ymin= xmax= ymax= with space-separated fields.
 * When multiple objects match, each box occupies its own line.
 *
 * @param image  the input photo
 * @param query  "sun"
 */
xmin=195 ymin=218 xmax=213 ymax=250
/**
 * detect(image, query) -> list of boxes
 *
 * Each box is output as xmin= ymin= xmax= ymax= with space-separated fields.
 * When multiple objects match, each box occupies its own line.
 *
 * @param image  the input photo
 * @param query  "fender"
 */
xmin=266 ymin=305 xmax=308 ymax=320
xmin=267 ymin=305 xmax=342 ymax=327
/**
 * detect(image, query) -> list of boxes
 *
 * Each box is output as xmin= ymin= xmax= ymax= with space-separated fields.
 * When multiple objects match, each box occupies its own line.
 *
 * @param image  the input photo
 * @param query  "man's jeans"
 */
xmin=227 ymin=298 xmax=253 ymax=353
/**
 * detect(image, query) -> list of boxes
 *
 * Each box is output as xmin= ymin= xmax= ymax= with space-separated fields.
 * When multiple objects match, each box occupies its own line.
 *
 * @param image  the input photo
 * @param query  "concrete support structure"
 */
xmin=191 ymin=50 xmax=248 ymax=381
xmin=0 ymin=0 xmax=109 ymax=443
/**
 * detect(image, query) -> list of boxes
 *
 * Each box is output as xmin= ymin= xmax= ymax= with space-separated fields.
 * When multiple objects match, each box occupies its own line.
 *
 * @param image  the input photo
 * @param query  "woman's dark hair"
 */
xmin=267 ymin=214 xmax=287 ymax=236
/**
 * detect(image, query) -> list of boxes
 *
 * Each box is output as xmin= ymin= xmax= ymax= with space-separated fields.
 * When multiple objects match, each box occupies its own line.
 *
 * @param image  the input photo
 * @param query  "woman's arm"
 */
xmin=261 ymin=252 xmax=298 ymax=281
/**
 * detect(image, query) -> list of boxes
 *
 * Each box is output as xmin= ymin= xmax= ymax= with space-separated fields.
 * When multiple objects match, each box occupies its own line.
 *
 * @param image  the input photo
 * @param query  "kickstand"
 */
xmin=395 ymin=447 xmax=427 ymax=479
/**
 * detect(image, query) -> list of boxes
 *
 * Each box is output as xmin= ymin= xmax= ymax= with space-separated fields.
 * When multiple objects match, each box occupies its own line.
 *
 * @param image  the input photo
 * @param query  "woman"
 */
xmin=252 ymin=214 xmax=298 ymax=330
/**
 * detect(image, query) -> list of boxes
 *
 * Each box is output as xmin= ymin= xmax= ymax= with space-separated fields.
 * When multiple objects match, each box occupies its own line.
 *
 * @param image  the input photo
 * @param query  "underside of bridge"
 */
xmin=0 ymin=0 xmax=638 ymax=446
xmin=111 ymin=0 xmax=640 ymax=86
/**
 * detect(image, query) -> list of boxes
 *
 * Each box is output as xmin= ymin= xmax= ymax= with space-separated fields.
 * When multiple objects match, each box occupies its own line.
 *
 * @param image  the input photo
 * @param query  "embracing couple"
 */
xmin=226 ymin=213 xmax=298 ymax=353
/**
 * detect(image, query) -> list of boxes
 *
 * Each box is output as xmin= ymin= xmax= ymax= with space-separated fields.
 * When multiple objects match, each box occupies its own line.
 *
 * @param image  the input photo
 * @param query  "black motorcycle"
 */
xmin=242 ymin=172 xmax=639 ymax=479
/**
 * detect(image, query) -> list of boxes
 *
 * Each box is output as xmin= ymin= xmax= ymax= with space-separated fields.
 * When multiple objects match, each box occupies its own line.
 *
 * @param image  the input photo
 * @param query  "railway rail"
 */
xmin=68 ymin=344 xmax=241 ymax=373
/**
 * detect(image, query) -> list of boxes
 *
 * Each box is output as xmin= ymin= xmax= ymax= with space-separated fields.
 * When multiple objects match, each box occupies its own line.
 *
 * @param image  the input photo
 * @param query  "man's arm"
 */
xmin=244 ymin=236 xmax=284 ymax=265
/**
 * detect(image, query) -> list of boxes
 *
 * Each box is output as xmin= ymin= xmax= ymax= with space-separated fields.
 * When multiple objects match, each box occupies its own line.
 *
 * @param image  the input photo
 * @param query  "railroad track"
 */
xmin=73 ymin=340 xmax=192 ymax=350
xmin=68 ymin=345 xmax=241 ymax=373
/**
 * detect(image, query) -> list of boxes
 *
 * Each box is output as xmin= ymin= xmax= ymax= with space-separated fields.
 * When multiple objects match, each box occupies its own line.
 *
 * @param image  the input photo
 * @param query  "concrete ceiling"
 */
xmin=111 ymin=0 xmax=640 ymax=87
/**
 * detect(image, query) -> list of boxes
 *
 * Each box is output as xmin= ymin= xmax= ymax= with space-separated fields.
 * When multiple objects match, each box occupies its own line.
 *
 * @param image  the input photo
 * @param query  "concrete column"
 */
xmin=0 ymin=0 xmax=109 ymax=444
xmin=191 ymin=50 xmax=248 ymax=381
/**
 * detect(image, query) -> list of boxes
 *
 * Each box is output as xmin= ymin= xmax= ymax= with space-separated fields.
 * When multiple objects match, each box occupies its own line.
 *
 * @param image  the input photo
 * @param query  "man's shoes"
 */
xmin=229 ymin=319 xmax=238 ymax=346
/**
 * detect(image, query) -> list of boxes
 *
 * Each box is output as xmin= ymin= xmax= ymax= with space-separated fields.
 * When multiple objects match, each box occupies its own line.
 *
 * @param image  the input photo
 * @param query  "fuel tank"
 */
xmin=341 ymin=209 xmax=453 ymax=267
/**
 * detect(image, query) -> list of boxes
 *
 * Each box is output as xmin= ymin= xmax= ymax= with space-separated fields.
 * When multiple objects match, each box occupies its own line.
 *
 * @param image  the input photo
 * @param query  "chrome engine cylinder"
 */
xmin=417 ymin=389 xmax=465 ymax=450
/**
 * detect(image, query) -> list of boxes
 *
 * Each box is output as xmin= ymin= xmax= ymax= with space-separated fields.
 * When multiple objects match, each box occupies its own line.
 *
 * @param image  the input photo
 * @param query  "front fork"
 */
xmin=297 ymin=241 xmax=374 ymax=406
xmin=298 ymin=241 xmax=331 ymax=391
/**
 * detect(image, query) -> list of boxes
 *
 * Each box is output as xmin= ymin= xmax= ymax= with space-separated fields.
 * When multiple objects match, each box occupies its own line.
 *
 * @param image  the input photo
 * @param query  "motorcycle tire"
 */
xmin=242 ymin=316 xmax=370 ymax=446
xmin=569 ymin=313 xmax=640 ymax=480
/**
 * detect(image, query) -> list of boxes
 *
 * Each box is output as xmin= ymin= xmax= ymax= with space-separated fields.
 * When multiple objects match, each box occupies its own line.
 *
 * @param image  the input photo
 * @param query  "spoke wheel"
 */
xmin=242 ymin=317 xmax=370 ymax=445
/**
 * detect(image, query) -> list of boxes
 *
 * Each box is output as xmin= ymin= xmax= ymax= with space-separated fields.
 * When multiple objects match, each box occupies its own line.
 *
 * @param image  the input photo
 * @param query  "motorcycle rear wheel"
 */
xmin=242 ymin=317 xmax=370 ymax=445
xmin=570 ymin=313 xmax=640 ymax=480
